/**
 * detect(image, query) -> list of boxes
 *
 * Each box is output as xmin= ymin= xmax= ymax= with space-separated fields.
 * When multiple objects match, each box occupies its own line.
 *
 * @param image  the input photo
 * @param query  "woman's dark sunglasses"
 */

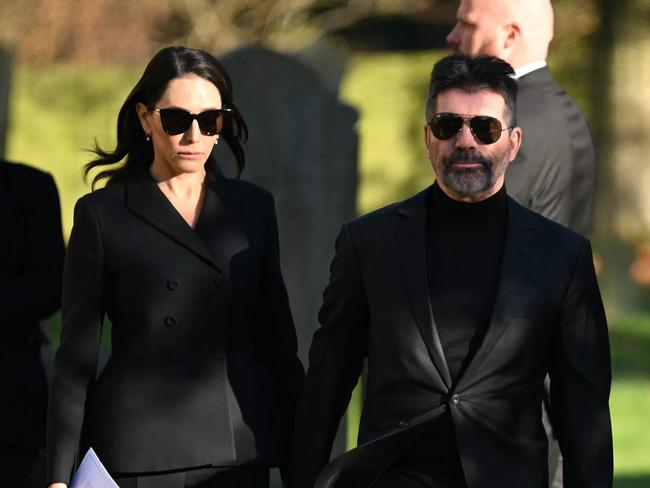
xmin=153 ymin=107 xmax=232 ymax=136
xmin=429 ymin=112 xmax=511 ymax=145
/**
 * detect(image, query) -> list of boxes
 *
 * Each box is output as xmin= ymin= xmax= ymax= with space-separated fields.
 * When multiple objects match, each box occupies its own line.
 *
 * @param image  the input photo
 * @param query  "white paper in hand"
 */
xmin=70 ymin=448 xmax=120 ymax=488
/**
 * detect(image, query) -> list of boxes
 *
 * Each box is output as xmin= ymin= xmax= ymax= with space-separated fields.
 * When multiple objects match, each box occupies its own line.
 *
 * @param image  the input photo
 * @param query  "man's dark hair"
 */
xmin=425 ymin=54 xmax=518 ymax=127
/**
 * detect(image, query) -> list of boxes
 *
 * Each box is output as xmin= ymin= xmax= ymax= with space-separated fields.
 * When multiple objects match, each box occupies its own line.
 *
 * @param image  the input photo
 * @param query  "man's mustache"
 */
xmin=443 ymin=149 xmax=491 ymax=170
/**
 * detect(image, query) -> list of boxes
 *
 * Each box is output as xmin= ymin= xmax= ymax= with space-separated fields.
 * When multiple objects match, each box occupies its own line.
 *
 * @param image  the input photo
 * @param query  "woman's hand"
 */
xmin=48 ymin=484 xmax=67 ymax=488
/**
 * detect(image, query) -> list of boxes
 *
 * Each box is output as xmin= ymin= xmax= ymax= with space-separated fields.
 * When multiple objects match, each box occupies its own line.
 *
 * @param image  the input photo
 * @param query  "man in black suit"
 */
xmin=0 ymin=160 xmax=64 ymax=486
xmin=447 ymin=3 xmax=598 ymax=484
xmin=286 ymin=55 xmax=611 ymax=488
xmin=447 ymin=0 xmax=596 ymax=235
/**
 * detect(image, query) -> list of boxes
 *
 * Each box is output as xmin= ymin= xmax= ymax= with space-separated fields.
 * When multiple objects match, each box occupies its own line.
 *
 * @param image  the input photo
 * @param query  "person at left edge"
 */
xmin=0 ymin=160 xmax=64 ymax=486
xmin=46 ymin=46 xmax=304 ymax=488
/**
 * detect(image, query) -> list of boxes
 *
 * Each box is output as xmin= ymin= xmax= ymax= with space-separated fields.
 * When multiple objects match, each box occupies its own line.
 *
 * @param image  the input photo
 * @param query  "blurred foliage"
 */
xmin=0 ymin=0 xmax=169 ymax=65
xmin=547 ymin=0 xmax=600 ymax=124
xmin=6 ymin=65 xmax=140 ymax=238
xmin=0 ymin=0 xmax=448 ymax=64
xmin=341 ymin=50 xmax=444 ymax=213
xmin=156 ymin=0 xmax=432 ymax=53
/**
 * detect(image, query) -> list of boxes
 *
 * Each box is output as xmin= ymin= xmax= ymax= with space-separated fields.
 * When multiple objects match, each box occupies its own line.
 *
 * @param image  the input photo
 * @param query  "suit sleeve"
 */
xmin=549 ymin=241 xmax=612 ymax=487
xmin=251 ymin=194 xmax=305 ymax=462
xmin=286 ymin=223 xmax=369 ymax=488
xmin=0 ymin=171 xmax=64 ymax=326
xmin=46 ymin=196 xmax=105 ymax=484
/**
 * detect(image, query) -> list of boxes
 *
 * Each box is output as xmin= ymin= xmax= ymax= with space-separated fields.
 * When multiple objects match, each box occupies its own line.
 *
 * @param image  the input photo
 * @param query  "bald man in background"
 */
xmin=447 ymin=1 xmax=598 ymax=487
xmin=447 ymin=0 xmax=596 ymax=234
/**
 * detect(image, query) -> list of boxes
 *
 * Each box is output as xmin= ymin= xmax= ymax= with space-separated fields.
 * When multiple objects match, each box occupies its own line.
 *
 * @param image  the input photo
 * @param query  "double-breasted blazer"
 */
xmin=0 ymin=160 xmax=64 ymax=449
xmin=287 ymin=187 xmax=612 ymax=488
xmin=46 ymin=169 xmax=304 ymax=483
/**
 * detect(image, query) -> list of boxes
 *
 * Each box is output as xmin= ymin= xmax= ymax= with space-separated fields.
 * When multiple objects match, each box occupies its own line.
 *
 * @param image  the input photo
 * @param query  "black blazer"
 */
xmin=46 ymin=169 xmax=304 ymax=483
xmin=506 ymin=67 xmax=596 ymax=235
xmin=0 ymin=160 xmax=64 ymax=449
xmin=287 ymin=187 xmax=612 ymax=488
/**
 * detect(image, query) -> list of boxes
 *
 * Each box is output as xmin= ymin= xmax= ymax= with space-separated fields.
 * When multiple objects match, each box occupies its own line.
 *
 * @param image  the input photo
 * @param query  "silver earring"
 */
xmin=146 ymin=133 xmax=151 ymax=142
xmin=214 ymin=138 xmax=219 ymax=146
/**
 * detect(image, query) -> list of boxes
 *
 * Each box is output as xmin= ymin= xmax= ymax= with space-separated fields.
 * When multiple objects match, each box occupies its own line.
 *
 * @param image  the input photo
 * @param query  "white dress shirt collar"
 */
xmin=514 ymin=60 xmax=547 ymax=79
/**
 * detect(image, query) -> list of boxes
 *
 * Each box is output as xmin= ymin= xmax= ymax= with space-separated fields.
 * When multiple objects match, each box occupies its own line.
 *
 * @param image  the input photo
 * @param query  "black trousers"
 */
xmin=115 ymin=465 xmax=269 ymax=488
xmin=372 ymin=415 xmax=467 ymax=488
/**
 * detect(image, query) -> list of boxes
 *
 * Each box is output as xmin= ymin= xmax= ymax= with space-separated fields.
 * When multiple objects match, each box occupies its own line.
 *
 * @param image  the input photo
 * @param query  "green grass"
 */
xmin=609 ymin=313 xmax=650 ymax=479
xmin=612 ymin=380 xmax=650 ymax=474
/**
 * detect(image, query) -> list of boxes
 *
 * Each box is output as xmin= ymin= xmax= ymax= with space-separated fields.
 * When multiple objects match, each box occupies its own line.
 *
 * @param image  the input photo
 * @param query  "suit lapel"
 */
xmin=126 ymin=173 xmax=224 ymax=273
xmin=457 ymin=198 xmax=536 ymax=389
xmin=195 ymin=172 xmax=250 ymax=279
xmin=395 ymin=189 xmax=452 ymax=391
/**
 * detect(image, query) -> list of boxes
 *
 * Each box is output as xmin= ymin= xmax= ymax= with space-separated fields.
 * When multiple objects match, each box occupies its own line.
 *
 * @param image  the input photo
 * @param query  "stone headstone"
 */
xmin=216 ymin=45 xmax=359 ymax=467
xmin=217 ymin=45 xmax=358 ymax=364
xmin=0 ymin=46 xmax=14 ymax=158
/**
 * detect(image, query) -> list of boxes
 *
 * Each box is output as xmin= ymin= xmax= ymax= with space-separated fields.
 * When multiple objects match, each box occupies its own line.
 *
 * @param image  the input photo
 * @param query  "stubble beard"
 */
xmin=439 ymin=148 xmax=508 ymax=197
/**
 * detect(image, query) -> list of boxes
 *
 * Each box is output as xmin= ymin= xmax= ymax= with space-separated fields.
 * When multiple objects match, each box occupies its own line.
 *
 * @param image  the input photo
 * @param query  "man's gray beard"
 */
xmin=442 ymin=165 xmax=493 ymax=196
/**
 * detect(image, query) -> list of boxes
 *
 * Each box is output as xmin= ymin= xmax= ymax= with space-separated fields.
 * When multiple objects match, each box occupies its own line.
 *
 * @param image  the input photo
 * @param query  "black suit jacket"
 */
xmin=0 ymin=160 xmax=64 ymax=449
xmin=287 ymin=187 xmax=612 ymax=488
xmin=506 ymin=67 xmax=596 ymax=235
xmin=46 ymin=169 xmax=304 ymax=483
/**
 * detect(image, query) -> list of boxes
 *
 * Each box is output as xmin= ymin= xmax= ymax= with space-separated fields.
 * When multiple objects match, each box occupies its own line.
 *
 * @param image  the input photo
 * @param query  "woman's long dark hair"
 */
xmin=85 ymin=46 xmax=248 ymax=188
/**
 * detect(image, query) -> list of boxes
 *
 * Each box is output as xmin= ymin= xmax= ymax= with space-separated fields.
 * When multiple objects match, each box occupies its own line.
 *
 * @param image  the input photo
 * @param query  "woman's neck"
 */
xmin=150 ymin=164 xmax=206 ymax=201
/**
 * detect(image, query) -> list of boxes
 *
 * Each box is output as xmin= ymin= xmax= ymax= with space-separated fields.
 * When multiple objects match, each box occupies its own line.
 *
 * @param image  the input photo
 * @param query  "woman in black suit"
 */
xmin=47 ymin=46 xmax=304 ymax=488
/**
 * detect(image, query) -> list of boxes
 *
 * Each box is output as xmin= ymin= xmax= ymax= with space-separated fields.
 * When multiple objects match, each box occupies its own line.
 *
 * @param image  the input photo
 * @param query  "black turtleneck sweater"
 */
xmin=385 ymin=183 xmax=509 ymax=485
xmin=426 ymin=181 xmax=508 ymax=385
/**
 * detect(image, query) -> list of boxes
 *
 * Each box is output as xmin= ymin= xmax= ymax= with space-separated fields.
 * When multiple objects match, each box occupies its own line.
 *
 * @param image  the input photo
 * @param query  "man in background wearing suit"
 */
xmin=447 ymin=0 xmax=596 ymax=235
xmin=287 ymin=54 xmax=611 ymax=488
xmin=447 ymin=2 xmax=598 ymax=484
xmin=0 ymin=160 xmax=64 ymax=486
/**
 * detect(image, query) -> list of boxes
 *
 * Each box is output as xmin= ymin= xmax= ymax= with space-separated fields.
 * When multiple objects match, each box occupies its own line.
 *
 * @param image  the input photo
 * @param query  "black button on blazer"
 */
xmin=46 ymin=169 xmax=304 ymax=483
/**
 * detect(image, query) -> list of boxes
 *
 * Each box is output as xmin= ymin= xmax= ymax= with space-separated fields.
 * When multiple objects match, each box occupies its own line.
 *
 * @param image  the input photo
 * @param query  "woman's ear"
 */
xmin=135 ymin=102 xmax=152 ymax=135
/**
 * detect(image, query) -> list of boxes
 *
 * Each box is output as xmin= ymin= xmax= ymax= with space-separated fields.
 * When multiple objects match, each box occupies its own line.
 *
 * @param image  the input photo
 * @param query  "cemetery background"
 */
xmin=1 ymin=1 xmax=649 ymax=486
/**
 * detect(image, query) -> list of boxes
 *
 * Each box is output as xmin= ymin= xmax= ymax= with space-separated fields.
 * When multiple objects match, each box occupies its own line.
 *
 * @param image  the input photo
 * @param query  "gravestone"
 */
xmin=0 ymin=46 xmax=13 ymax=158
xmin=218 ymin=45 xmax=358 ymax=364
xmin=216 ymin=44 xmax=359 ymax=468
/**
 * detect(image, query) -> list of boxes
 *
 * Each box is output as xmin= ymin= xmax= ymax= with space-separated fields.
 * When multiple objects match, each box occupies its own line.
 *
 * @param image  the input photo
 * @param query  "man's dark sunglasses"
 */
xmin=429 ymin=112 xmax=511 ymax=145
xmin=153 ymin=107 xmax=232 ymax=136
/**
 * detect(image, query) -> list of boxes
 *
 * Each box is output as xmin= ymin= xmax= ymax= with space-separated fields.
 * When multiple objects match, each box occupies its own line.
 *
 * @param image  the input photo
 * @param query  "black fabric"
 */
xmin=0 ymin=446 xmax=39 ymax=487
xmin=372 ymin=416 xmax=467 ymax=488
xmin=506 ymin=67 xmax=596 ymax=235
xmin=46 ymin=168 xmax=304 ymax=484
xmin=426 ymin=183 xmax=507 ymax=384
xmin=287 ymin=188 xmax=612 ymax=488
xmin=0 ymin=161 xmax=64 ymax=450
xmin=115 ymin=464 xmax=270 ymax=488
xmin=372 ymin=464 xmax=465 ymax=488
